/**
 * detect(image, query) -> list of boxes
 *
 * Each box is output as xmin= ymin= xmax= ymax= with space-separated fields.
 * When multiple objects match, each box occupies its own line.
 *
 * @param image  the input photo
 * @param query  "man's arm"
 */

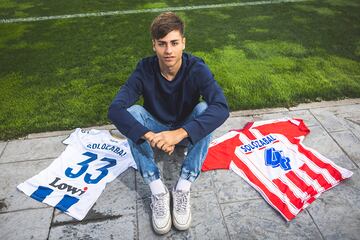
xmin=182 ymin=63 xmax=230 ymax=144
xmin=108 ymin=62 xmax=149 ymax=144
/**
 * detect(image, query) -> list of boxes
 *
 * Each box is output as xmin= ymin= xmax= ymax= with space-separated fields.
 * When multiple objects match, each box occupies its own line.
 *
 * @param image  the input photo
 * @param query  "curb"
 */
xmin=24 ymin=98 xmax=360 ymax=140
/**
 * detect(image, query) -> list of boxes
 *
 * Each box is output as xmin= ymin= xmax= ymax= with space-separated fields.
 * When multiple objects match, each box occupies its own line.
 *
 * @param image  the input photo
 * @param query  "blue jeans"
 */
xmin=127 ymin=102 xmax=211 ymax=184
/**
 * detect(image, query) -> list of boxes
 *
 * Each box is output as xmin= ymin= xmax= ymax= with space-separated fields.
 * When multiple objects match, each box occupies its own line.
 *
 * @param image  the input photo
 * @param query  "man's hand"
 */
xmin=143 ymin=131 xmax=176 ymax=155
xmin=143 ymin=128 xmax=188 ymax=155
xmin=150 ymin=128 xmax=188 ymax=149
xmin=163 ymin=144 xmax=175 ymax=155
xmin=143 ymin=131 xmax=156 ymax=143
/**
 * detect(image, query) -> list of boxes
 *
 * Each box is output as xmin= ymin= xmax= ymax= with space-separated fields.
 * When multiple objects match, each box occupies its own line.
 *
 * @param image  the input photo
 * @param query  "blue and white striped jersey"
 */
xmin=17 ymin=128 xmax=136 ymax=220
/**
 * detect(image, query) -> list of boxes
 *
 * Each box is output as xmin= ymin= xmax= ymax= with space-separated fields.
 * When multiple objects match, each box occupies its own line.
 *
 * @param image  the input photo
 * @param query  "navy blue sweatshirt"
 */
xmin=108 ymin=53 xmax=229 ymax=144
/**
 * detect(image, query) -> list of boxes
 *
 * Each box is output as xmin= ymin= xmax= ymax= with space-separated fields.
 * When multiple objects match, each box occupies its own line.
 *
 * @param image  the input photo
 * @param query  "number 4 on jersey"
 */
xmin=264 ymin=147 xmax=291 ymax=171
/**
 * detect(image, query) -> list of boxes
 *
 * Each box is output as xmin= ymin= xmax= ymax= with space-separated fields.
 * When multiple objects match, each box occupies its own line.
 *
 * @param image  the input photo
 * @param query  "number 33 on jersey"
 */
xmin=17 ymin=128 xmax=136 ymax=220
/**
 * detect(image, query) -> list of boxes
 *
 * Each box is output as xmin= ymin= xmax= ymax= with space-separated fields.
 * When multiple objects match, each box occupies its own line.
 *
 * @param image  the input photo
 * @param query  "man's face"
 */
xmin=152 ymin=30 xmax=185 ymax=70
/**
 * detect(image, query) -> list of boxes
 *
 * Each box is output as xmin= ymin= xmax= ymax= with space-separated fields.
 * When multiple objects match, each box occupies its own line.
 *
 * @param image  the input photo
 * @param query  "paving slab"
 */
xmin=27 ymin=125 xmax=116 ymax=139
xmin=187 ymin=190 xmax=229 ymax=239
xmin=49 ymin=214 xmax=137 ymax=240
xmin=251 ymin=109 xmax=320 ymax=127
xmin=135 ymin=147 xmax=186 ymax=199
xmin=27 ymin=130 xmax=73 ymax=139
xmin=0 ymin=135 xmax=67 ymax=163
xmin=135 ymin=172 xmax=152 ymax=200
xmin=136 ymin=168 xmax=214 ymax=200
xmin=0 ymin=158 xmax=54 ymax=212
xmin=303 ymin=125 xmax=357 ymax=170
xmin=323 ymin=105 xmax=360 ymax=131
xmin=211 ymin=169 xmax=261 ymax=203
xmin=53 ymin=168 xmax=137 ymax=224
xmin=137 ymin=190 xmax=229 ymax=239
xmin=342 ymin=114 xmax=360 ymax=125
xmin=321 ymin=104 xmax=360 ymax=115
xmin=137 ymin=197 xmax=179 ymax=239
xmin=344 ymin=117 xmax=360 ymax=140
xmin=221 ymin=199 xmax=322 ymax=240
xmin=0 ymin=141 xmax=7 ymax=156
xmin=159 ymin=148 xmax=214 ymax=193
xmin=1 ymin=98 xmax=359 ymax=240
xmin=289 ymin=98 xmax=360 ymax=111
xmin=306 ymin=169 xmax=360 ymax=240
xmin=330 ymin=130 xmax=360 ymax=168
xmin=0 ymin=208 xmax=53 ymax=240
xmin=140 ymin=154 xmax=214 ymax=196
xmin=135 ymin=146 xmax=214 ymax=200
xmin=231 ymin=107 xmax=288 ymax=117
xmin=192 ymin=171 xmax=214 ymax=193
xmin=343 ymin=115 xmax=360 ymax=128
xmin=213 ymin=116 xmax=254 ymax=139
xmin=109 ymin=128 xmax=126 ymax=139
xmin=310 ymin=108 xmax=349 ymax=133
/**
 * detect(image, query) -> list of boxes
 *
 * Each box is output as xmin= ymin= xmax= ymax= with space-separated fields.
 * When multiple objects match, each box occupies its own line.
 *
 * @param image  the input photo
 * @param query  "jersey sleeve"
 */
xmin=123 ymin=141 xmax=138 ymax=170
xmin=62 ymin=128 xmax=82 ymax=145
xmin=130 ymin=161 xmax=138 ymax=170
xmin=251 ymin=118 xmax=310 ymax=142
xmin=201 ymin=132 xmax=239 ymax=171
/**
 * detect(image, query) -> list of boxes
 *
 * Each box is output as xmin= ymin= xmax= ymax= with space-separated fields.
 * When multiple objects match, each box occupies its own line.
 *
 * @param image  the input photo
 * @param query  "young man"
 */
xmin=108 ymin=12 xmax=229 ymax=234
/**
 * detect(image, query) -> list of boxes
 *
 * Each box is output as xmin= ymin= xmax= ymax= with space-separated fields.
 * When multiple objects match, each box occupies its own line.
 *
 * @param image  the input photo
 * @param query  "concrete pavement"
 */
xmin=1 ymin=98 xmax=360 ymax=240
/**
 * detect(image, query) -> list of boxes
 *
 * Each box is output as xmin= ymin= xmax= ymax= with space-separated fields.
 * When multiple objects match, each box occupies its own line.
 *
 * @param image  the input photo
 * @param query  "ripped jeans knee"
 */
xmin=180 ymin=168 xmax=200 ymax=182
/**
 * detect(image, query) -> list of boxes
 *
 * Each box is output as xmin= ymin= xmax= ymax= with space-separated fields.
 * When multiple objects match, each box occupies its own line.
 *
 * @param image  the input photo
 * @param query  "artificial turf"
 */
xmin=0 ymin=0 xmax=359 ymax=140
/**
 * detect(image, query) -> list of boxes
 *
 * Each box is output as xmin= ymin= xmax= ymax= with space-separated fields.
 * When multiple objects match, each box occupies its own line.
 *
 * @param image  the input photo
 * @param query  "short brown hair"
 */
xmin=150 ymin=12 xmax=184 ymax=40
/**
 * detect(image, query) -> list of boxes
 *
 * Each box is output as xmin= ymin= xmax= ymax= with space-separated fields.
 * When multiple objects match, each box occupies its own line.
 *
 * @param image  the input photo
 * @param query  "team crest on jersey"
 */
xmin=264 ymin=147 xmax=291 ymax=170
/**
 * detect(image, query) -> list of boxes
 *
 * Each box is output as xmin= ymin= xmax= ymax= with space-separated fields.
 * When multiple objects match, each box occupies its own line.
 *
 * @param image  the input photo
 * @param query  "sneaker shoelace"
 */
xmin=151 ymin=194 xmax=166 ymax=217
xmin=174 ymin=191 xmax=189 ymax=214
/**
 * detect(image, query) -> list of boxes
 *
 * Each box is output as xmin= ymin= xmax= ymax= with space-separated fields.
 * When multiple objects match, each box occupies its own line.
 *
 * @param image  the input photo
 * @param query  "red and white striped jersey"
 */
xmin=202 ymin=118 xmax=353 ymax=221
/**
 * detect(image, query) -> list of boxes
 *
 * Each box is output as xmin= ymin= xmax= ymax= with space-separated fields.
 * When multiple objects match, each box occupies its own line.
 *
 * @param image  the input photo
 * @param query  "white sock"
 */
xmin=149 ymin=179 xmax=166 ymax=195
xmin=175 ymin=178 xmax=192 ymax=192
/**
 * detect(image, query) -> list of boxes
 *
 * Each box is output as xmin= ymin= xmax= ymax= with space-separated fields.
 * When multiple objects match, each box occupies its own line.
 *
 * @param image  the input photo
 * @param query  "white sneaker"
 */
xmin=172 ymin=189 xmax=192 ymax=230
xmin=150 ymin=188 xmax=171 ymax=235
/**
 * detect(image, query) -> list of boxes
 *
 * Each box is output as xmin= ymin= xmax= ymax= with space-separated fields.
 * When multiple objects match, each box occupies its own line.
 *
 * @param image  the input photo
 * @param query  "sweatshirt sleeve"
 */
xmin=182 ymin=62 xmax=230 ymax=144
xmin=108 ymin=61 xmax=149 ymax=144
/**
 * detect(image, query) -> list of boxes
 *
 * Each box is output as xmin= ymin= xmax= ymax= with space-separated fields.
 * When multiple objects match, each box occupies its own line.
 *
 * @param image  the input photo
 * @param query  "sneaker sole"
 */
xmin=173 ymin=212 xmax=192 ymax=231
xmin=153 ymin=216 xmax=172 ymax=235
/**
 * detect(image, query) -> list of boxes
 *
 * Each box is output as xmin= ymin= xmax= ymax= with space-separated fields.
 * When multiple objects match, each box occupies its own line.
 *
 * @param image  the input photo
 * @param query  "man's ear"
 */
xmin=182 ymin=37 xmax=186 ymax=50
xmin=152 ymin=40 xmax=156 ymax=51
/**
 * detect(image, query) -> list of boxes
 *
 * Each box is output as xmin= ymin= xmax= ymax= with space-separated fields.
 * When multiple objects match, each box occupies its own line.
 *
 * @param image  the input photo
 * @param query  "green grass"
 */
xmin=0 ymin=0 xmax=261 ymax=18
xmin=0 ymin=0 xmax=360 ymax=140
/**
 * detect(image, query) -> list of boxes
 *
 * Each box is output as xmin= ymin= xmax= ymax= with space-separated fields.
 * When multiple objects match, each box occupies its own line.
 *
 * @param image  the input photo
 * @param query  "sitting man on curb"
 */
xmin=108 ymin=12 xmax=229 ymax=234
